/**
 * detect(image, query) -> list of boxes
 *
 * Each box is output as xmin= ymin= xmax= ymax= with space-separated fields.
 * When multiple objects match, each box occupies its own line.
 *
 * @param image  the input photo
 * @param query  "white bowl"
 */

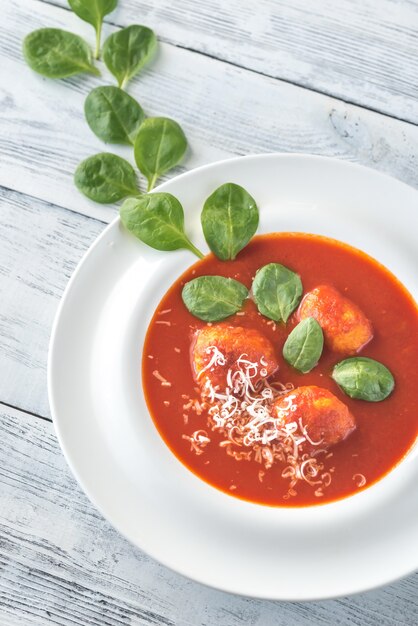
xmin=48 ymin=154 xmax=418 ymax=600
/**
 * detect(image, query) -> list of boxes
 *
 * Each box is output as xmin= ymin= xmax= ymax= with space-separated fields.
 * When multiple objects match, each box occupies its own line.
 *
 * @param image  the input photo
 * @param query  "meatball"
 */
xmin=273 ymin=385 xmax=356 ymax=450
xmin=298 ymin=284 xmax=373 ymax=354
xmin=192 ymin=325 xmax=278 ymax=390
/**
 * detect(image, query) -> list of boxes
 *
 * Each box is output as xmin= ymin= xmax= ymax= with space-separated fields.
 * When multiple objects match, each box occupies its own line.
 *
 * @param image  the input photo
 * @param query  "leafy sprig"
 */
xmin=201 ymin=183 xmax=258 ymax=260
xmin=134 ymin=118 xmax=188 ymax=192
xmin=84 ymin=86 xmax=145 ymax=145
xmin=23 ymin=1 xmax=189 ymax=205
xmin=120 ymin=193 xmax=203 ymax=258
xmin=102 ymin=25 xmax=157 ymax=89
xmin=23 ymin=28 xmax=100 ymax=78
xmin=68 ymin=0 xmax=117 ymax=59
xmin=74 ymin=153 xmax=140 ymax=203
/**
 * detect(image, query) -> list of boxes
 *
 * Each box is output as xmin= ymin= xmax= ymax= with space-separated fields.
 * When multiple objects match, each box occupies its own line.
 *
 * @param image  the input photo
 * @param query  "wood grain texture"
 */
xmin=1 ymin=402 xmax=418 ymax=626
xmin=1 ymin=0 xmax=418 ymax=225
xmin=44 ymin=0 xmax=418 ymax=124
xmin=0 ymin=187 xmax=105 ymax=417
xmin=2 ymin=0 xmax=418 ymax=622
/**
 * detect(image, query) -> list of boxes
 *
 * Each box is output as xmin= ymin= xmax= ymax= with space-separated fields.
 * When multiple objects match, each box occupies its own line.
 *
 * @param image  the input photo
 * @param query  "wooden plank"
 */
xmin=43 ymin=0 xmax=418 ymax=125
xmin=1 ymin=0 xmax=418 ymax=224
xmin=1 ymin=402 xmax=418 ymax=625
xmin=0 ymin=187 xmax=105 ymax=418
xmin=3 ymin=1 xmax=418 ymax=622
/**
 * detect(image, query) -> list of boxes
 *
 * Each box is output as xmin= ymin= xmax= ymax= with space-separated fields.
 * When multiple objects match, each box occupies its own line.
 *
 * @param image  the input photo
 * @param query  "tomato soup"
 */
xmin=142 ymin=233 xmax=418 ymax=506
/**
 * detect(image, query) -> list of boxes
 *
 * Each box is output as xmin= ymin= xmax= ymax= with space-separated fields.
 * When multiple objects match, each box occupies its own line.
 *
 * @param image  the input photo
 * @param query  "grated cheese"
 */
xmin=186 ymin=347 xmax=333 ymax=498
xmin=353 ymin=473 xmax=366 ymax=487
xmin=182 ymin=430 xmax=210 ymax=455
xmin=196 ymin=346 xmax=226 ymax=380
xmin=152 ymin=370 xmax=172 ymax=387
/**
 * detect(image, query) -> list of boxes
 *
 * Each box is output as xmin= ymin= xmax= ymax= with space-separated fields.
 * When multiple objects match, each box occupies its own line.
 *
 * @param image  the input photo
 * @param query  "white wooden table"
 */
xmin=1 ymin=1 xmax=418 ymax=623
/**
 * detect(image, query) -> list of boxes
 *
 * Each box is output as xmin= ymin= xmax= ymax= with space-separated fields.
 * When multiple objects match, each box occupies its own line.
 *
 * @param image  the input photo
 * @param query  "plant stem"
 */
xmin=187 ymin=241 xmax=205 ymax=260
xmin=147 ymin=174 xmax=158 ymax=192
xmin=95 ymin=21 xmax=102 ymax=59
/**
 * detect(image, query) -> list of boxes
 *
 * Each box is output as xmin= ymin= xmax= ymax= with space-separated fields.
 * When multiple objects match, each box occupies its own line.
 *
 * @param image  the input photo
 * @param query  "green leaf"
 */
xmin=332 ymin=357 xmax=395 ymax=402
xmin=252 ymin=263 xmax=303 ymax=323
xmin=68 ymin=0 xmax=117 ymax=58
xmin=134 ymin=117 xmax=187 ymax=191
xmin=74 ymin=153 xmax=139 ymax=203
xmin=201 ymin=182 xmax=259 ymax=261
xmin=182 ymin=276 xmax=248 ymax=322
xmin=85 ymin=86 xmax=145 ymax=145
xmin=102 ymin=25 xmax=157 ymax=88
xmin=283 ymin=317 xmax=324 ymax=373
xmin=68 ymin=0 xmax=117 ymax=27
xmin=120 ymin=193 xmax=203 ymax=258
xmin=23 ymin=28 xmax=99 ymax=78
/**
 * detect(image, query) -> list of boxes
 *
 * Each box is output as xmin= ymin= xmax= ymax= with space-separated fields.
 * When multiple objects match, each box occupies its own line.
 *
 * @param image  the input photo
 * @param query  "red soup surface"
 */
xmin=142 ymin=233 xmax=418 ymax=506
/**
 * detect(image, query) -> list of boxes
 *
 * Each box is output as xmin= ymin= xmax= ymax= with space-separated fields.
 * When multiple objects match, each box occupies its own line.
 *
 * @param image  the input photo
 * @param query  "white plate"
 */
xmin=48 ymin=154 xmax=418 ymax=600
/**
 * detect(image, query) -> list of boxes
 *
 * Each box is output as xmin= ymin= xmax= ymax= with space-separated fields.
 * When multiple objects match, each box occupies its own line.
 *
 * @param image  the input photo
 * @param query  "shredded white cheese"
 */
xmin=152 ymin=370 xmax=172 ymax=387
xmin=184 ymin=347 xmax=333 ymax=499
xmin=353 ymin=473 xmax=367 ymax=487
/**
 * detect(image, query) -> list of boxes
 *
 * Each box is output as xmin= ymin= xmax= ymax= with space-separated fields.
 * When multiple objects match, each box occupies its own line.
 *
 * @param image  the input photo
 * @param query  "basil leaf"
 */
xmin=23 ymin=29 xmax=99 ymax=79
xmin=332 ymin=357 xmax=395 ymax=402
xmin=283 ymin=317 xmax=324 ymax=373
xmin=102 ymin=25 xmax=157 ymax=89
xmin=85 ymin=86 xmax=145 ymax=145
xmin=68 ymin=0 xmax=117 ymax=58
xmin=120 ymin=193 xmax=203 ymax=258
xmin=134 ymin=117 xmax=187 ymax=191
xmin=74 ymin=153 xmax=139 ymax=203
xmin=252 ymin=263 xmax=303 ymax=323
xmin=182 ymin=276 xmax=248 ymax=322
xmin=201 ymin=182 xmax=259 ymax=261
